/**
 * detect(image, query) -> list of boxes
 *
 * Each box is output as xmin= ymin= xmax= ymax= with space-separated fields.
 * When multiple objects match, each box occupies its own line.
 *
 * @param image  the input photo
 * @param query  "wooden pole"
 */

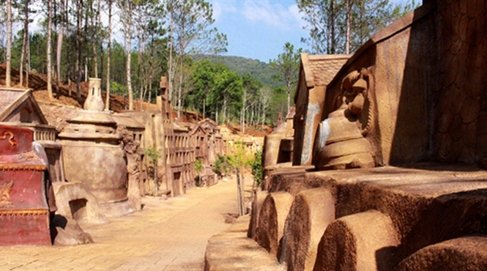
xmin=236 ymin=168 xmax=245 ymax=216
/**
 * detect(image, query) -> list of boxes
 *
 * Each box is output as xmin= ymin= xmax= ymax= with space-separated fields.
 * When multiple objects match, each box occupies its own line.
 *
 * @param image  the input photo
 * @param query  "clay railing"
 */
xmin=0 ymin=123 xmax=57 ymax=142
xmin=33 ymin=126 xmax=57 ymax=141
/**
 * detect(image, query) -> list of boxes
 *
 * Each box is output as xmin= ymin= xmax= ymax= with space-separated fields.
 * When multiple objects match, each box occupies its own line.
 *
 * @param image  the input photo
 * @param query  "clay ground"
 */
xmin=0 ymin=178 xmax=244 ymax=271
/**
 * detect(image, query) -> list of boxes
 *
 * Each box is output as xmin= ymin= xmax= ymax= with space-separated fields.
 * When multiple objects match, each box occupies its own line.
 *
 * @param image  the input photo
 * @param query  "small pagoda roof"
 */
xmin=67 ymin=110 xmax=117 ymax=126
xmin=0 ymin=87 xmax=48 ymax=124
xmin=300 ymin=54 xmax=350 ymax=88
xmin=112 ymin=114 xmax=145 ymax=130
xmin=190 ymin=118 xmax=219 ymax=135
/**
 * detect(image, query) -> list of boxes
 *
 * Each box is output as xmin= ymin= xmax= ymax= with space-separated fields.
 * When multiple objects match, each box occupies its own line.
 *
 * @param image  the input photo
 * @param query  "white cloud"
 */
xmin=209 ymin=0 xmax=238 ymax=22
xmin=242 ymin=0 xmax=305 ymax=31
xmin=288 ymin=4 xmax=307 ymax=29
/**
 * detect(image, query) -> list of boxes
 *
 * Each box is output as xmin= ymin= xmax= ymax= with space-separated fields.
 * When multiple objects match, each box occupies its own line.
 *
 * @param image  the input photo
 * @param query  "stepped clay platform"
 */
xmin=305 ymin=165 xmax=487 ymax=197
xmin=226 ymin=165 xmax=487 ymax=271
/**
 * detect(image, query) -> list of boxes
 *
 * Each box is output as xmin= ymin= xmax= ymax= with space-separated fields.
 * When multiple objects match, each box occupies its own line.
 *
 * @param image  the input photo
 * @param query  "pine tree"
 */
xmin=17 ymin=0 xmax=32 ymax=87
xmin=75 ymin=0 xmax=83 ymax=100
xmin=297 ymin=0 xmax=415 ymax=54
xmin=271 ymin=42 xmax=301 ymax=115
xmin=119 ymin=0 xmax=134 ymax=110
xmin=105 ymin=0 xmax=113 ymax=110
xmin=56 ymin=0 xmax=67 ymax=89
xmin=164 ymin=0 xmax=227 ymax=118
xmin=5 ymin=0 xmax=12 ymax=87
xmin=46 ymin=0 xmax=53 ymax=99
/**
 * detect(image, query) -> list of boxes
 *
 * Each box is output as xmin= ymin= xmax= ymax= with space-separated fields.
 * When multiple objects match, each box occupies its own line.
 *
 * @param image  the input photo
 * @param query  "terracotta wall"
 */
xmin=323 ymin=9 xmax=435 ymax=165
xmin=433 ymin=0 xmax=487 ymax=163
xmin=321 ymin=0 xmax=486 ymax=166
xmin=383 ymin=6 xmax=437 ymax=164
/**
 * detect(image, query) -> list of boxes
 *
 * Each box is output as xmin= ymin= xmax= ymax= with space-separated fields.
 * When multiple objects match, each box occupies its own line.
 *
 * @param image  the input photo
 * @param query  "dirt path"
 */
xmin=1 ymin=178 xmax=241 ymax=271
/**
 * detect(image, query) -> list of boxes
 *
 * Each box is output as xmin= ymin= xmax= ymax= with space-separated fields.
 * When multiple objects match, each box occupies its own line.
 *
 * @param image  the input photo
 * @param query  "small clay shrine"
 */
xmin=0 ymin=87 xmax=100 ymax=242
xmin=293 ymin=54 xmax=350 ymax=166
xmin=164 ymin=122 xmax=195 ymax=195
xmin=59 ymin=78 xmax=128 ymax=204
xmin=191 ymin=118 xmax=224 ymax=186
xmin=262 ymin=107 xmax=295 ymax=175
xmin=0 ymin=87 xmax=64 ymax=183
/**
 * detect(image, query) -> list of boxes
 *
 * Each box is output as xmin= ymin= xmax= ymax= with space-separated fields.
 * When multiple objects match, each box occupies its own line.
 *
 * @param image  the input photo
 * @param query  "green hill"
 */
xmin=192 ymin=55 xmax=281 ymax=88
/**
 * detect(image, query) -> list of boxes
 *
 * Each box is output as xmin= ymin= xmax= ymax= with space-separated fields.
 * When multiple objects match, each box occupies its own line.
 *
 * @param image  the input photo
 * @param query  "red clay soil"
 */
xmin=0 ymin=64 xmax=154 ymax=113
xmin=1 ymin=64 xmax=208 ymax=119
xmin=226 ymin=123 xmax=272 ymax=137
xmin=1 ymin=64 xmax=274 ymax=135
xmin=172 ymin=110 xmax=203 ymax=123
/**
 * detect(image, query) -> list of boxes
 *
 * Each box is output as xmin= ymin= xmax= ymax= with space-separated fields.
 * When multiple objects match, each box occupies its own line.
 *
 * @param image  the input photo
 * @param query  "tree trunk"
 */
xmin=287 ymin=81 xmax=291 ymax=116
xmin=222 ymin=96 xmax=227 ymax=124
xmin=26 ymin=19 xmax=30 ymax=87
xmin=84 ymin=58 xmax=88 ymax=81
xmin=53 ymin=0 xmax=57 ymax=93
xmin=241 ymin=89 xmax=246 ymax=133
xmin=345 ymin=0 xmax=351 ymax=54
xmin=250 ymin=103 xmax=255 ymax=126
xmin=203 ymin=98 xmax=206 ymax=118
xmin=216 ymin=105 xmax=219 ymax=124
xmin=5 ymin=0 xmax=12 ymax=87
xmin=92 ymin=0 xmax=100 ymax=78
xmin=47 ymin=0 xmax=53 ymax=99
xmin=255 ymin=104 xmax=259 ymax=126
xmin=124 ymin=0 xmax=134 ymax=111
xmin=20 ymin=0 xmax=30 ymax=87
xmin=56 ymin=0 xmax=65 ymax=90
xmin=177 ymin=54 xmax=183 ymax=119
xmin=176 ymin=17 xmax=186 ymax=119
xmin=148 ymin=82 xmax=152 ymax=103
xmin=105 ymin=0 xmax=112 ymax=111
xmin=236 ymin=168 xmax=245 ymax=216
xmin=76 ymin=0 xmax=82 ymax=100
xmin=328 ymin=0 xmax=336 ymax=54
xmin=138 ymin=37 xmax=144 ymax=105
xmin=139 ymin=79 xmax=144 ymax=104
xmin=248 ymin=104 xmax=252 ymax=125
xmin=92 ymin=44 xmax=98 ymax=78
xmin=168 ymin=14 xmax=174 ymax=104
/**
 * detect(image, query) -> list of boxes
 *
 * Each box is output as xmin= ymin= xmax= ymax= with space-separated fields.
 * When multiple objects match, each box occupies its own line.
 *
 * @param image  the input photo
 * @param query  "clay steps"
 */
xmin=279 ymin=188 xmax=336 ymax=271
xmin=204 ymin=215 xmax=285 ymax=271
xmin=255 ymin=192 xmax=295 ymax=256
xmin=396 ymin=236 xmax=487 ymax=271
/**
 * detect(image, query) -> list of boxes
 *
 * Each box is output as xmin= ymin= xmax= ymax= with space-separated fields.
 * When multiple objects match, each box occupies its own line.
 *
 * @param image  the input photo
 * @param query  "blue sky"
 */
xmin=209 ymin=0 xmax=305 ymax=62
xmin=22 ymin=0 xmax=412 ymax=63
xmin=209 ymin=0 xmax=412 ymax=62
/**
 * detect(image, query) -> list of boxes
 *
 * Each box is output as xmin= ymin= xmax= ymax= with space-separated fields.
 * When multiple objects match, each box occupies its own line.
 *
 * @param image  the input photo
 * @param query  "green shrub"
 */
xmin=111 ymin=81 xmax=128 ymax=95
xmin=194 ymin=158 xmax=204 ymax=174
xmin=228 ymin=141 xmax=253 ymax=170
xmin=213 ymin=155 xmax=232 ymax=177
xmin=144 ymin=147 xmax=161 ymax=165
xmin=144 ymin=147 xmax=161 ymax=190
xmin=250 ymin=149 xmax=263 ymax=185
xmin=194 ymin=158 xmax=204 ymax=186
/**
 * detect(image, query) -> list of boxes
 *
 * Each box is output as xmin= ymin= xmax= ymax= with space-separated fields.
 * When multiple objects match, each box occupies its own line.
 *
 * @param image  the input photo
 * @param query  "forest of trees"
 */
xmin=297 ymin=0 xmax=418 ymax=54
xmin=0 ymin=0 xmax=417 ymax=127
